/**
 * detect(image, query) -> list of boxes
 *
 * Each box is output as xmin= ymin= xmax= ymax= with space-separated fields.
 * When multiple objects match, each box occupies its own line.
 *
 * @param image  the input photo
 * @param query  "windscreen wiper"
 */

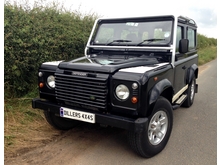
xmin=136 ymin=38 xmax=165 ymax=46
xmin=106 ymin=39 xmax=132 ymax=45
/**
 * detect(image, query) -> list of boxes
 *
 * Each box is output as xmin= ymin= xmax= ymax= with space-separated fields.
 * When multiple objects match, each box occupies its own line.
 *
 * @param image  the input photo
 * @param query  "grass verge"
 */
xmin=4 ymin=99 xmax=62 ymax=159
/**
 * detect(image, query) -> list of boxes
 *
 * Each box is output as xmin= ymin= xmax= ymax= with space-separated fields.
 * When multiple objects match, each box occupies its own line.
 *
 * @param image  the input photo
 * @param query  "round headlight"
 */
xmin=47 ymin=75 xmax=55 ymax=88
xmin=115 ymin=84 xmax=129 ymax=100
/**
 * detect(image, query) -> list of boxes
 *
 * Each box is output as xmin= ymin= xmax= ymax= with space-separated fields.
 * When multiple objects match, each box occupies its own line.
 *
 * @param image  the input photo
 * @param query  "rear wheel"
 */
xmin=44 ymin=111 xmax=79 ymax=130
xmin=182 ymin=75 xmax=196 ymax=107
xmin=128 ymin=96 xmax=173 ymax=158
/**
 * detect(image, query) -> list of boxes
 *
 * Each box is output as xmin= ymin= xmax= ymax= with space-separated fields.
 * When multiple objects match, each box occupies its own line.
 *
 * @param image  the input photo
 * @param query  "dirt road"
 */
xmin=4 ymin=59 xmax=217 ymax=165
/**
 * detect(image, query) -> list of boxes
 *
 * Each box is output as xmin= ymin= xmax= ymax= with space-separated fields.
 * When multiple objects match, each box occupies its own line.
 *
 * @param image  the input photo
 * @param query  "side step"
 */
xmin=175 ymin=94 xmax=187 ymax=104
xmin=172 ymin=94 xmax=187 ymax=110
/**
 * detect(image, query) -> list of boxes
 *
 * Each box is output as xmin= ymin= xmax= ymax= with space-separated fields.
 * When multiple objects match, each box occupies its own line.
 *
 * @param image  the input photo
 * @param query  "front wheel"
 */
xmin=128 ymin=96 xmax=173 ymax=158
xmin=44 ymin=111 xmax=79 ymax=130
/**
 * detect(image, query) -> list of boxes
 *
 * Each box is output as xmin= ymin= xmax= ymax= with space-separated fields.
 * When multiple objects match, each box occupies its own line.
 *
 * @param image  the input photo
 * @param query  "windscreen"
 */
xmin=92 ymin=20 xmax=173 ymax=46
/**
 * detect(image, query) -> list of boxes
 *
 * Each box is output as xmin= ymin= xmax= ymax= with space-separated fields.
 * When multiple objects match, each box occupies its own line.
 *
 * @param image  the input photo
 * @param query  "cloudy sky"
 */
xmin=7 ymin=0 xmax=218 ymax=38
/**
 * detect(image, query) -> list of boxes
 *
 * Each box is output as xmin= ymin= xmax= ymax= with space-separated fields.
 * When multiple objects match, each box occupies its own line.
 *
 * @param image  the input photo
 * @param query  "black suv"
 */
xmin=32 ymin=15 xmax=198 ymax=158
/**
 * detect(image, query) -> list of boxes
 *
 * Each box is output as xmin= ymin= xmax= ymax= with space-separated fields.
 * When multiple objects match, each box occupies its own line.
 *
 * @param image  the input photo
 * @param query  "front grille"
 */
xmin=55 ymin=73 xmax=108 ymax=110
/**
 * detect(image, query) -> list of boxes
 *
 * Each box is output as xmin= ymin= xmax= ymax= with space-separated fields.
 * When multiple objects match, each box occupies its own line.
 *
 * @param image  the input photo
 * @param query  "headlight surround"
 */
xmin=115 ymin=84 xmax=130 ymax=100
xmin=47 ymin=75 xmax=55 ymax=88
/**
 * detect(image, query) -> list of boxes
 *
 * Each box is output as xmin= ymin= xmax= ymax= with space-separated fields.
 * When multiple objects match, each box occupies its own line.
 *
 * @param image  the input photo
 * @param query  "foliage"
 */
xmin=4 ymin=2 xmax=97 ymax=98
xmin=197 ymin=34 xmax=217 ymax=49
xmin=198 ymin=46 xmax=217 ymax=65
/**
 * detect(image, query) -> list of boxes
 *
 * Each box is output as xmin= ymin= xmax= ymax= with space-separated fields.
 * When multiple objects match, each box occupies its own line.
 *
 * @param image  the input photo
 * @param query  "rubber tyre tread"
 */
xmin=44 ymin=111 xmax=79 ymax=130
xmin=128 ymin=96 xmax=173 ymax=158
xmin=182 ymin=75 xmax=196 ymax=107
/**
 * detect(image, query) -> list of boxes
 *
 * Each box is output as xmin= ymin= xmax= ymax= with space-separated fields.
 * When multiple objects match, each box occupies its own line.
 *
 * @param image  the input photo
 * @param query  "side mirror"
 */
xmin=179 ymin=39 xmax=189 ymax=54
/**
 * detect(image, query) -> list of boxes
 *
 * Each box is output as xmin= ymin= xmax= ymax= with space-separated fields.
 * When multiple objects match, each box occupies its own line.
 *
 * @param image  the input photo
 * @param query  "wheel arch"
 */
xmin=148 ymin=79 xmax=173 ymax=116
xmin=186 ymin=64 xmax=198 ymax=84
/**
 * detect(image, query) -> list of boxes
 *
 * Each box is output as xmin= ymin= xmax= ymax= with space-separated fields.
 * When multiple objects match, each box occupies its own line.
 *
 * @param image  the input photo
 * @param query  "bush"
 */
xmin=197 ymin=34 xmax=217 ymax=49
xmin=4 ymin=2 xmax=97 ymax=98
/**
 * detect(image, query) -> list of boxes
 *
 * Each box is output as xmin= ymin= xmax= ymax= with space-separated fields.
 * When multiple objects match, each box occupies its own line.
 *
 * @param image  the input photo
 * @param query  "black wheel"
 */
xmin=128 ymin=96 xmax=173 ymax=158
xmin=44 ymin=111 xmax=79 ymax=130
xmin=182 ymin=75 xmax=196 ymax=107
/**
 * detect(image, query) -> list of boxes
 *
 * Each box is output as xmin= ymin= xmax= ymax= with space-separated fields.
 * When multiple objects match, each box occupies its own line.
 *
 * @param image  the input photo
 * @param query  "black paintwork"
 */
xmin=32 ymin=98 xmax=148 ymax=132
xmin=32 ymin=15 xmax=198 ymax=131
xmin=58 ymin=57 xmax=158 ymax=74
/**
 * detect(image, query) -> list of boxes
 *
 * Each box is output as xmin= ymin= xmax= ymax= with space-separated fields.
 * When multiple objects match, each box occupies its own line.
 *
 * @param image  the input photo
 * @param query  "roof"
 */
xmin=96 ymin=15 xmax=197 ymax=27
xmin=178 ymin=15 xmax=197 ymax=27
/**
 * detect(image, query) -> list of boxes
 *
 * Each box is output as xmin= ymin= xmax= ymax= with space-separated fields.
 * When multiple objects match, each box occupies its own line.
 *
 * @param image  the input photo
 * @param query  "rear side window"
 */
xmin=187 ymin=28 xmax=196 ymax=49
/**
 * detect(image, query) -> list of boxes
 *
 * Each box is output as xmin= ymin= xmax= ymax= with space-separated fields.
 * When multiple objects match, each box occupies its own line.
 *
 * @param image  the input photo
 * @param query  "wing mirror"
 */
xmin=179 ymin=39 xmax=189 ymax=54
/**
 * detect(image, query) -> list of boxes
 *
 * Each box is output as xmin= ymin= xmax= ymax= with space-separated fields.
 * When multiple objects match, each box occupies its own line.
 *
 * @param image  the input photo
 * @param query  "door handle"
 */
xmin=182 ymin=66 xmax=186 ymax=70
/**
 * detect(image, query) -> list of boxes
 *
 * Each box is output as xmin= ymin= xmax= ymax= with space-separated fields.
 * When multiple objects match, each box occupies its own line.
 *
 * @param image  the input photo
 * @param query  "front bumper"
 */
xmin=32 ymin=98 xmax=148 ymax=132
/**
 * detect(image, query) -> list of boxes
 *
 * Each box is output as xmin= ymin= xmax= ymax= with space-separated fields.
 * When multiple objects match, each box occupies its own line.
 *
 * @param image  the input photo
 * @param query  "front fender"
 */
xmin=149 ymin=79 xmax=173 ymax=106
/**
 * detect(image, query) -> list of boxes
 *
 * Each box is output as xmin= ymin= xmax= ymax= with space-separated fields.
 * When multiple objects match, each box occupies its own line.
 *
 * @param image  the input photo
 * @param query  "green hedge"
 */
xmin=4 ymin=3 xmax=97 ymax=98
xmin=4 ymin=2 xmax=217 ymax=98
xmin=197 ymin=34 xmax=217 ymax=49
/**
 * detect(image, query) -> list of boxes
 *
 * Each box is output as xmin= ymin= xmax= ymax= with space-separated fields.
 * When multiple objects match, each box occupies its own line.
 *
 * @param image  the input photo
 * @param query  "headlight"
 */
xmin=115 ymin=84 xmax=129 ymax=100
xmin=47 ymin=75 xmax=55 ymax=88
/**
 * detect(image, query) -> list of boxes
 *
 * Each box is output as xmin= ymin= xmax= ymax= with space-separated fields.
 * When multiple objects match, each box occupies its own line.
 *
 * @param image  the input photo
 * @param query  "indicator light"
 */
xmin=39 ymin=83 xmax=44 ymax=88
xmin=131 ymin=96 xmax=138 ymax=104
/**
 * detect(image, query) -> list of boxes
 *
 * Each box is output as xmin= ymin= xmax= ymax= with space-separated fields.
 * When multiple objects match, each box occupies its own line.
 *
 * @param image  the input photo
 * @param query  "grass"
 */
xmin=4 ymin=98 xmax=62 ymax=158
xmin=4 ymin=46 xmax=217 ymax=158
xmin=4 ymin=99 xmax=41 ymax=147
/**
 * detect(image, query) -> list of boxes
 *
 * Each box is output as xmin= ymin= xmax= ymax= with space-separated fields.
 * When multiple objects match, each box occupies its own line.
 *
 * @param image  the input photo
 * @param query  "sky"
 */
xmin=10 ymin=0 xmax=218 ymax=38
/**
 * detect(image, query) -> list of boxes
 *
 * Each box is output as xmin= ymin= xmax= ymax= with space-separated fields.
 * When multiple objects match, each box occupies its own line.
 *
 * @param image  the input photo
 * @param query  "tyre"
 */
xmin=44 ymin=111 xmax=79 ymax=130
xmin=182 ymin=75 xmax=196 ymax=107
xmin=128 ymin=96 xmax=173 ymax=158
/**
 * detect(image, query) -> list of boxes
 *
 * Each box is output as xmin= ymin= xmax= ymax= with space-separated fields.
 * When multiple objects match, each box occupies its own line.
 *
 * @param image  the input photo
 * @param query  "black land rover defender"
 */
xmin=32 ymin=15 xmax=198 ymax=158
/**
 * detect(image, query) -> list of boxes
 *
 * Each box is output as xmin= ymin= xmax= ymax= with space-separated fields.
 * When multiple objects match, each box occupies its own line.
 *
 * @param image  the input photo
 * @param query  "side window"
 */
xmin=187 ymin=28 xmax=196 ymax=49
xmin=176 ymin=26 xmax=183 ymax=52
